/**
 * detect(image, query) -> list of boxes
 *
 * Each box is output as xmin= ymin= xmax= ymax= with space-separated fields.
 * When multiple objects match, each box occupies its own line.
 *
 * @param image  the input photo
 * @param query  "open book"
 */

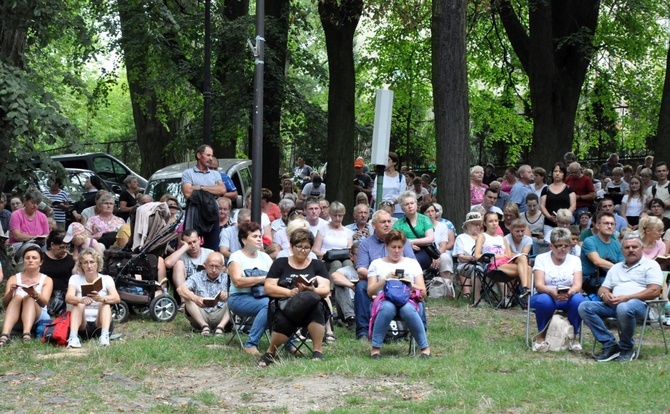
xmin=295 ymin=275 xmax=316 ymax=288
xmin=81 ymin=277 xmax=103 ymax=297
xmin=17 ymin=282 xmax=39 ymax=289
xmin=202 ymin=297 xmax=219 ymax=307
xmin=509 ymin=253 xmax=527 ymax=262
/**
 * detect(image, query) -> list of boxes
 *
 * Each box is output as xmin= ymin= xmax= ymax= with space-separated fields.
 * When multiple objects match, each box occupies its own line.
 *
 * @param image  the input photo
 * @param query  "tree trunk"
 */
xmin=318 ymin=0 xmax=364 ymax=220
xmin=497 ymin=0 xmax=600 ymax=169
xmin=653 ymin=41 xmax=670 ymax=164
xmin=118 ymin=0 xmax=180 ymax=177
xmin=261 ymin=0 xmax=290 ymax=201
xmin=432 ymin=0 xmax=470 ymax=228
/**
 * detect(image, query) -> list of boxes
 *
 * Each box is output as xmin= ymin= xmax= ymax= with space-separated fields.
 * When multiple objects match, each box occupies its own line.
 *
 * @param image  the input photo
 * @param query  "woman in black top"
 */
xmin=258 ymin=229 xmax=330 ymax=366
xmin=540 ymin=162 xmax=576 ymax=237
xmin=41 ymin=230 xmax=75 ymax=316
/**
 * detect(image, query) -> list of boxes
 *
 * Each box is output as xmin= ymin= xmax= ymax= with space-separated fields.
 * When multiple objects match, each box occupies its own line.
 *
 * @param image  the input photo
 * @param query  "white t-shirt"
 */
xmin=318 ymin=225 xmax=353 ymax=251
xmin=68 ymin=273 xmax=116 ymax=322
xmin=227 ymin=250 xmax=273 ymax=295
xmin=373 ymin=172 xmax=405 ymax=215
xmin=621 ymin=195 xmax=644 ymax=217
xmin=504 ymin=234 xmax=533 ymax=255
xmin=532 ymin=252 xmax=581 ymax=288
xmin=368 ymin=257 xmax=423 ymax=294
xmin=453 ymin=234 xmax=477 ymax=271
xmin=273 ymin=228 xmax=290 ymax=250
xmin=301 ymin=182 xmax=326 ymax=198
xmin=182 ymin=248 xmax=214 ymax=278
xmin=308 ymin=218 xmax=328 ymax=238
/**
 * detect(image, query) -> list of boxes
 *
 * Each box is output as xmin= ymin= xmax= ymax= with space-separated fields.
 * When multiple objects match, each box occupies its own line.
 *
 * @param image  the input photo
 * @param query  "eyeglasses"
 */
xmin=81 ymin=261 xmax=97 ymax=267
xmin=293 ymin=245 xmax=311 ymax=252
xmin=289 ymin=211 xmax=305 ymax=219
xmin=599 ymin=222 xmax=615 ymax=227
xmin=553 ymin=244 xmax=570 ymax=250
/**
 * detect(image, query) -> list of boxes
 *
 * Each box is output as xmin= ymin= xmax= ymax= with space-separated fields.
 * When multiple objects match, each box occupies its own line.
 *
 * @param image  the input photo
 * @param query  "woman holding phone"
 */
xmin=529 ymin=228 xmax=584 ymax=352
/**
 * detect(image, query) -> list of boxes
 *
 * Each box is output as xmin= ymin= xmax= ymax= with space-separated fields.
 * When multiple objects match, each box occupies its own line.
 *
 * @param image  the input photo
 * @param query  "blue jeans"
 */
xmin=531 ymin=292 xmax=584 ymax=334
xmin=371 ymin=300 xmax=428 ymax=349
xmin=354 ymin=281 xmax=371 ymax=338
xmin=228 ymin=294 xmax=269 ymax=349
xmin=578 ymin=299 xmax=647 ymax=351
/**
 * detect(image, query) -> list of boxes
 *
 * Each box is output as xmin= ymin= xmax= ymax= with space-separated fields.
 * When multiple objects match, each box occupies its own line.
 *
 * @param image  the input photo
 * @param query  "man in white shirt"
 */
xmin=304 ymin=197 xmax=327 ymax=237
xmin=579 ymin=233 xmax=664 ymax=362
xmin=165 ymin=229 xmax=215 ymax=291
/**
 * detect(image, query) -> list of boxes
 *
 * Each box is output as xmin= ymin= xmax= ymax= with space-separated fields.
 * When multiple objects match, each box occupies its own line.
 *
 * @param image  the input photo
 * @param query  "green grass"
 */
xmin=0 ymin=299 xmax=669 ymax=413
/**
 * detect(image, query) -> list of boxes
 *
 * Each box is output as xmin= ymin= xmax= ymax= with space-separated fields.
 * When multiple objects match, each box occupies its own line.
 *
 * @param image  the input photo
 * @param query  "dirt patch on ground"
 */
xmin=148 ymin=368 xmax=435 ymax=413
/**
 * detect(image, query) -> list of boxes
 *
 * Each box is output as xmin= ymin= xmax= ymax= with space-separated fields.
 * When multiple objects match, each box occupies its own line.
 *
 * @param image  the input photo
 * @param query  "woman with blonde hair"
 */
xmin=639 ymin=216 xmax=667 ymax=259
xmin=469 ymin=165 xmax=488 ymax=206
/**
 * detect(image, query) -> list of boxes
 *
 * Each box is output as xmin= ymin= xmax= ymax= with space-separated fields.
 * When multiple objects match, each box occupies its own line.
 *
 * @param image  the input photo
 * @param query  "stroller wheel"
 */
xmin=112 ymin=302 xmax=130 ymax=324
xmin=149 ymin=295 xmax=178 ymax=322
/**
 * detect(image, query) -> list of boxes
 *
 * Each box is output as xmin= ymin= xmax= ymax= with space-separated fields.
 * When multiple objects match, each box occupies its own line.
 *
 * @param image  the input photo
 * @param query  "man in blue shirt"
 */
xmin=580 ymin=211 xmax=624 ymax=296
xmin=355 ymin=209 xmax=415 ymax=340
xmin=509 ymin=165 xmax=534 ymax=213
xmin=210 ymin=157 xmax=239 ymax=203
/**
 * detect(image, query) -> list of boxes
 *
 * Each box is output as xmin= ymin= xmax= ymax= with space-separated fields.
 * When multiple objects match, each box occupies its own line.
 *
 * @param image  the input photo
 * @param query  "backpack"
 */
xmin=544 ymin=314 xmax=573 ymax=351
xmin=41 ymin=311 xmax=71 ymax=346
xmin=384 ymin=280 xmax=410 ymax=307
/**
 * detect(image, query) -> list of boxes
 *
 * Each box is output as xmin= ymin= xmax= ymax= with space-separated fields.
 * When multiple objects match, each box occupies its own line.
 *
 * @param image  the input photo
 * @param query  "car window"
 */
xmin=146 ymin=179 xmax=186 ymax=207
xmin=94 ymin=157 xmax=128 ymax=184
xmin=239 ymin=167 xmax=252 ymax=197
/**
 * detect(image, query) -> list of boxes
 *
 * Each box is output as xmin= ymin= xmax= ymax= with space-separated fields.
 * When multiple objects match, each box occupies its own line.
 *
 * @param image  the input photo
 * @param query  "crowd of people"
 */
xmin=0 ymin=147 xmax=668 ymax=365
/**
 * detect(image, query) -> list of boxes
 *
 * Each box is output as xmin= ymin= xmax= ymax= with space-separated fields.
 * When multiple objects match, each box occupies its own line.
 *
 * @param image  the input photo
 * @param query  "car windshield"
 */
xmin=146 ymin=178 xmax=186 ymax=207
xmin=37 ymin=170 xmax=112 ymax=202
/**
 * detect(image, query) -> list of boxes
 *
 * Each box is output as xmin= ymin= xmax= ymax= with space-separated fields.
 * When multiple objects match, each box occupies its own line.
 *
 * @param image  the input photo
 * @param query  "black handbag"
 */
xmin=323 ymin=248 xmax=350 ymax=262
xmin=278 ymin=291 xmax=322 ymax=322
xmin=405 ymin=217 xmax=441 ymax=259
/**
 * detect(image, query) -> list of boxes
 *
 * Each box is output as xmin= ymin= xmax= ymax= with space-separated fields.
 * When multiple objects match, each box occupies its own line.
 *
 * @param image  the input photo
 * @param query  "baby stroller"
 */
xmin=104 ymin=202 xmax=181 ymax=323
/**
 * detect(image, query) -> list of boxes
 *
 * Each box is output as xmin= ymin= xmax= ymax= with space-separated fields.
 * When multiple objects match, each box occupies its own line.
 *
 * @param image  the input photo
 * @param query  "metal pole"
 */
xmin=250 ymin=0 xmax=265 ymax=223
xmin=203 ymin=0 xmax=212 ymax=145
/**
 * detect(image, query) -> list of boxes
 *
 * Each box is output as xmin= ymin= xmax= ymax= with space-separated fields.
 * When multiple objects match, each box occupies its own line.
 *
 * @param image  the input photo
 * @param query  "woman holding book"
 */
xmin=367 ymin=230 xmax=430 ymax=359
xmin=530 ymin=228 xmax=584 ymax=352
xmin=64 ymin=222 xmax=103 ymax=262
xmin=0 ymin=245 xmax=53 ymax=345
xmin=258 ymin=229 xmax=330 ymax=366
xmin=65 ymin=247 xmax=120 ymax=348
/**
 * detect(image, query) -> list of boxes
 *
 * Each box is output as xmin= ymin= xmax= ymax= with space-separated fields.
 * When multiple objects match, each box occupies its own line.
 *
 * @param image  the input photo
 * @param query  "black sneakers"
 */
xmin=616 ymin=350 xmax=635 ymax=362
xmin=595 ymin=344 xmax=621 ymax=362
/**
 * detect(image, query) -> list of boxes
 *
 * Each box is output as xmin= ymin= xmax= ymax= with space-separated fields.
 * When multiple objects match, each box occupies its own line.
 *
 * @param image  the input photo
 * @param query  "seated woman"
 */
xmin=639 ymin=216 xmax=667 ymax=259
xmin=530 ymin=228 xmax=584 ymax=352
xmin=421 ymin=202 xmax=454 ymax=285
xmin=312 ymin=201 xmax=354 ymax=275
xmin=367 ymin=230 xmax=430 ymax=359
xmin=474 ymin=211 xmax=532 ymax=298
xmin=64 ymin=222 xmax=103 ymax=261
xmin=65 ymin=247 xmax=120 ymax=347
xmin=41 ymin=230 xmax=76 ymax=317
xmin=259 ymin=229 xmax=331 ymax=366
xmin=8 ymin=189 xmax=50 ymax=253
xmin=0 ymin=246 xmax=53 ymax=345
xmin=453 ymin=212 xmax=484 ymax=301
xmin=392 ymin=191 xmax=435 ymax=270
xmin=227 ymin=221 xmax=273 ymax=356
xmin=85 ymin=193 xmax=125 ymax=248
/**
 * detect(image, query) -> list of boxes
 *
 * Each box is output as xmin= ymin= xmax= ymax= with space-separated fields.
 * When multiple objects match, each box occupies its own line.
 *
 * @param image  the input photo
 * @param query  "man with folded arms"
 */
xmin=176 ymin=252 xmax=229 ymax=336
xmin=579 ymin=233 xmax=663 ymax=362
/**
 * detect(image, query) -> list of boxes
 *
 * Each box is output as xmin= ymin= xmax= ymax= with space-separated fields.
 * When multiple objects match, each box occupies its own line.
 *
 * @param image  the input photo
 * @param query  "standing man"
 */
xmin=579 ymin=233 xmax=663 ymax=362
xmin=566 ymin=162 xmax=596 ymax=222
xmin=118 ymin=176 xmax=141 ymax=221
xmin=580 ymin=212 xmax=624 ymax=296
xmin=354 ymin=158 xmax=373 ymax=202
xmin=354 ymin=210 xmax=416 ymax=340
xmin=600 ymin=153 xmax=623 ymax=179
xmin=210 ymin=157 xmax=239 ymax=204
xmin=509 ymin=165 xmax=534 ymax=213
xmin=181 ymin=144 xmax=227 ymax=251
xmin=646 ymin=162 xmax=670 ymax=219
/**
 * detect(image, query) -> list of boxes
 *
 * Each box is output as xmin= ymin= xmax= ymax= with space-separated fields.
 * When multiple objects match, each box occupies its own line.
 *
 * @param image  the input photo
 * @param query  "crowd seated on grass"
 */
xmin=1 ymin=150 xmax=670 ymax=364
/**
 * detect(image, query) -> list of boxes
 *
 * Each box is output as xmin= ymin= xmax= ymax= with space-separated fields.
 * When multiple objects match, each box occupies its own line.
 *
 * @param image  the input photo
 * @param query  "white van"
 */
xmin=145 ymin=159 xmax=252 ymax=208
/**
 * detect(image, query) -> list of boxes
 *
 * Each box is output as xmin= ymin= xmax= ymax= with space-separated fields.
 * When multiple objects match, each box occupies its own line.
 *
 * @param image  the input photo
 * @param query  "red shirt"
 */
xmin=565 ymin=175 xmax=595 ymax=208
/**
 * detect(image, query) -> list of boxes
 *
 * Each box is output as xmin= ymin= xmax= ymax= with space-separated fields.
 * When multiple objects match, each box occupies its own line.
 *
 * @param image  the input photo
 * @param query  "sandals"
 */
xmin=22 ymin=333 xmax=32 ymax=343
xmin=370 ymin=353 xmax=382 ymax=360
xmin=0 ymin=333 xmax=9 ymax=347
xmin=200 ymin=326 xmax=211 ymax=336
xmin=569 ymin=342 xmax=583 ymax=352
xmin=213 ymin=327 xmax=225 ymax=337
xmin=325 ymin=333 xmax=336 ymax=344
xmin=311 ymin=351 xmax=324 ymax=361
xmin=258 ymin=352 xmax=275 ymax=367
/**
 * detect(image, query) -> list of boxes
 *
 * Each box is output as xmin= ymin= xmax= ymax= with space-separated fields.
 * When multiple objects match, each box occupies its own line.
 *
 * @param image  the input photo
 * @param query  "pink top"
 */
xmin=8 ymin=209 xmax=50 ymax=244
xmin=264 ymin=202 xmax=282 ymax=222
xmin=86 ymin=215 xmax=125 ymax=239
xmin=643 ymin=240 xmax=667 ymax=259
xmin=501 ymin=180 xmax=514 ymax=194
xmin=470 ymin=183 xmax=488 ymax=206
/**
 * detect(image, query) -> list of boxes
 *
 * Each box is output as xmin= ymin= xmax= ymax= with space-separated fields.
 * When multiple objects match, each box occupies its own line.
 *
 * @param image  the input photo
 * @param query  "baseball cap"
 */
xmin=63 ymin=222 xmax=87 ymax=243
xmin=354 ymin=159 xmax=365 ymax=168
